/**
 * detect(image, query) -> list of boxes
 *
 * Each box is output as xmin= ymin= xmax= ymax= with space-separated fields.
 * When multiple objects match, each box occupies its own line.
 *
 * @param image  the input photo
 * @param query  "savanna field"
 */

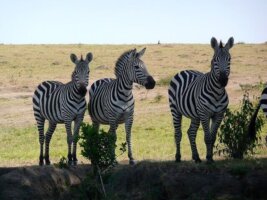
xmin=0 ymin=43 xmax=267 ymax=166
xmin=1 ymin=43 xmax=267 ymax=199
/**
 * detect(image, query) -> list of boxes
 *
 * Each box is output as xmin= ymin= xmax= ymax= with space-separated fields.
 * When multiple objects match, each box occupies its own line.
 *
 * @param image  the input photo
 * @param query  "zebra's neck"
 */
xmin=115 ymin=75 xmax=133 ymax=99
xmin=206 ymin=71 xmax=225 ymax=96
xmin=67 ymin=81 xmax=86 ymax=100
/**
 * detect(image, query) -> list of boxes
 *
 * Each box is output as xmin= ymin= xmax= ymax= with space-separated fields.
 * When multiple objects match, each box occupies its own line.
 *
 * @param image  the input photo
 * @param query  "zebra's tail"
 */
xmin=248 ymin=103 xmax=261 ymax=139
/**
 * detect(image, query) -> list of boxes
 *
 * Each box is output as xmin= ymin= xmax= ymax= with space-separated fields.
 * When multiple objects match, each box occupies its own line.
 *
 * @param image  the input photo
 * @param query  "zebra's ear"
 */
xmin=211 ymin=37 xmax=218 ymax=50
xmin=136 ymin=48 xmax=146 ymax=58
xmin=129 ymin=48 xmax=137 ymax=58
xmin=70 ymin=54 xmax=78 ymax=64
xmin=225 ymin=37 xmax=234 ymax=50
xmin=85 ymin=52 xmax=93 ymax=63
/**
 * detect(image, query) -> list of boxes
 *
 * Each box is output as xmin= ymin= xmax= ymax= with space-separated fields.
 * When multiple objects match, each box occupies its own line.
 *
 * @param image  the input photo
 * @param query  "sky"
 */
xmin=0 ymin=0 xmax=266 ymax=44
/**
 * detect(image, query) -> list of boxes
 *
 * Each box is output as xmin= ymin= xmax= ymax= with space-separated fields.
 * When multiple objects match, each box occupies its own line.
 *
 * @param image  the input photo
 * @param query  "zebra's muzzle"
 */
xmin=145 ymin=76 xmax=156 ymax=89
xmin=78 ymin=85 xmax=87 ymax=97
xmin=219 ymin=72 xmax=228 ymax=87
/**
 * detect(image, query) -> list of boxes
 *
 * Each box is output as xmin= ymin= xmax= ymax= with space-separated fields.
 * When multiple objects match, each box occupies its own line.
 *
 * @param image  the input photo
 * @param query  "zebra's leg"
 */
xmin=36 ymin=118 xmax=45 ymax=166
xmin=72 ymin=116 xmax=84 ymax=165
xmin=125 ymin=113 xmax=135 ymax=165
xmin=171 ymin=111 xmax=183 ymax=162
xmin=209 ymin=113 xmax=224 ymax=161
xmin=64 ymin=120 xmax=73 ymax=165
xmin=92 ymin=121 xmax=100 ymax=133
xmin=187 ymin=119 xmax=201 ymax=163
xmin=44 ymin=122 xmax=57 ymax=165
xmin=200 ymin=115 xmax=213 ymax=163
xmin=108 ymin=123 xmax=118 ymax=162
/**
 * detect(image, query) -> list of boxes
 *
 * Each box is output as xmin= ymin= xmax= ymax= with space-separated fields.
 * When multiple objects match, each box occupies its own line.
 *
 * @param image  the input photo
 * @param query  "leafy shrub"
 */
xmin=54 ymin=156 xmax=69 ymax=169
xmin=79 ymin=123 xmax=126 ymax=198
xmin=215 ymin=93 xmax=264 ymax=159
xmin=79 ymin=123 xmax=118 ymax=173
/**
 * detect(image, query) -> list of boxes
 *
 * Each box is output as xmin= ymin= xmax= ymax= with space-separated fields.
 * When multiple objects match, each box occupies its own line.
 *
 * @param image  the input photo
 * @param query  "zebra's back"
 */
xmin=33 ymin=80 xmax=64 ymax=123
xmin=168 ymin=70 xmax=203 ymax=119
xmin=89 ymin=78 xmax=114 ymax=99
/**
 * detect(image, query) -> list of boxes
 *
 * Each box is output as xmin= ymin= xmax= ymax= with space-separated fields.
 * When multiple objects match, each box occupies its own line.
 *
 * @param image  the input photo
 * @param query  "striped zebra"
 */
xmin=32 ymin=52 xmax=93 ymax=166
xmin=168 ymin=37 xmax=234 ymax=163
xmin=248 ymin=86 xmax=267 ymax=140
xmin=88 ymin=48 xmax=155 ymax=165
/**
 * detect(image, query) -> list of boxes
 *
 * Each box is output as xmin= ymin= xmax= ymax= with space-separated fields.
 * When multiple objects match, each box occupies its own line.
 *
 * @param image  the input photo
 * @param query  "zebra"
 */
xmin=248 ymin=86 xmax=267 ymax=141
xmin=168 ymin=37 xmax=234 ymax=163
xmin=32 ymin=52 xmax=93 ymax=166
xmin=88 ymin=48 xmax=155 ymax=165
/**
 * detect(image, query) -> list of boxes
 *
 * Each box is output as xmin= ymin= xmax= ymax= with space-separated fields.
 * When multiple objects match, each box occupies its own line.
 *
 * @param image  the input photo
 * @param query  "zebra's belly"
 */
xmin=176 ymin=95 xmax=199 ymax=119
xmin=92 ymin=118 xmax=126 ymax=125
xmin=39 ymin=109 xmax=64 ymax=123
xmin=90 ymin=106 xmax=132 ymax=125
xmin=40 ymin=104 xmax=86 ymax=123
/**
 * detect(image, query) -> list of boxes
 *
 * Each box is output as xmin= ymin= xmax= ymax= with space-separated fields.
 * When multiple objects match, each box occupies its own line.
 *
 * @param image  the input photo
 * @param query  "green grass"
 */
xmin=1 ymin=105 xmax=266 ymax=166
xmin=0 ymin=44 xmax=267 ymax=166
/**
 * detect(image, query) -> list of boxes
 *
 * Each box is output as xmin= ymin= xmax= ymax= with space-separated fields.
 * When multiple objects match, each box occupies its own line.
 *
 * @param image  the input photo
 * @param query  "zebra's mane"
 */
xmin=114 ymin=49 xmax=136 ymax=77
xmin=219 ymin=41 xmax=224 ymax=48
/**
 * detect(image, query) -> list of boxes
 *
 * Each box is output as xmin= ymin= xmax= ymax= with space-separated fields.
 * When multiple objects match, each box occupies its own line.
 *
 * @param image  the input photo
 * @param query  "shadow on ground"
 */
xmin=1 ymin=159 xmax=267 ymax=200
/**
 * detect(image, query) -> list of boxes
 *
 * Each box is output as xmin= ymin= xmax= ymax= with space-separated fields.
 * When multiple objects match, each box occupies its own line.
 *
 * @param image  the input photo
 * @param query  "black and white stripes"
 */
xmin=88 ymin=48 xmax=155 ymax=164
xmin=32 ymin=52 xmax=93 ymax=165
xmin=248 ymin=86 xmax=267 ymax=139
xmin=168 ymin=37 xmax=234 ymax=163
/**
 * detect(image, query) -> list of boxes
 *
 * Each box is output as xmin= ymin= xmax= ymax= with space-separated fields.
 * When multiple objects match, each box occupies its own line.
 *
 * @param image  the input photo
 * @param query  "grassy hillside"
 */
xmin=0 ymin=43 xmax=266 ymax=166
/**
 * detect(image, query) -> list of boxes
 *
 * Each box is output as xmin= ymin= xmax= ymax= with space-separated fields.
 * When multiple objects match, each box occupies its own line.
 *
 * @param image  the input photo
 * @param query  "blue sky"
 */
xmin=0 ymin=0 xmax=266 ymax=44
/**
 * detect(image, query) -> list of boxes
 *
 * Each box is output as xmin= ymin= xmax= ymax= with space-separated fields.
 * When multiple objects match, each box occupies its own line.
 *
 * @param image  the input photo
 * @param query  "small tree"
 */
xmin=79 ymin=123 xmax=126 ymax=198
xmin=216 ymin=93 xmax=264 ymax=159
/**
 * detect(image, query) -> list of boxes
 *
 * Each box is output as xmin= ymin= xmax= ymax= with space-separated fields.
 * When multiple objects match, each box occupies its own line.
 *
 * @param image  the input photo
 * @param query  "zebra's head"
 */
xmin=115 ymin=48 xmax=156 ymax=89
xmin=70 ymin=52 xmax=93 ymax=96
xmin=210 ymin=37 xmax=234 ymax=87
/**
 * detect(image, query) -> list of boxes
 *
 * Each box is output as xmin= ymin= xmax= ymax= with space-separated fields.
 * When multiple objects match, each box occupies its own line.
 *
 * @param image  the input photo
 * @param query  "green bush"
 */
xmin=79 ymin=123 xmax=126 ymax=199
xmin=79 ymin=123 xmax=118 ymax=173
xmin=54 ymin=156 xmax=69 ymax=169
xmin=215 ymin=93 xmax=264 ymax=159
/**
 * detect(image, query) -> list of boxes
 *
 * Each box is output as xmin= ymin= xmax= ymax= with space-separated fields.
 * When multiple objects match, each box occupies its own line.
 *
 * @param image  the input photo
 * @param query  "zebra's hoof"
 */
xmin=68 ymin=160 xmax=73 ymax=166
xmin=73 ymin=160 xmax=78 ymax=166
xmin=45 ymin=160 xmax=51 ymax=165
xmin=175 ymin=154 xmax=181 ymax=162
xmin=193 ymin=157 xmax=202 ymax=163
xmin=129 ymin=159 xmax=135 ymax=165
xmin=39 ymin=156 xmax=44 ymax=166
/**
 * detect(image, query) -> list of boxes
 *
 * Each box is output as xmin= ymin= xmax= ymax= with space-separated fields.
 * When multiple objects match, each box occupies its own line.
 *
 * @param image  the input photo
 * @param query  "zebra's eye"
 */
xmin=134 ymin=65 xmax=139 ymax=69
xmin=228 ymin=57 xmax=231 ymax=62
